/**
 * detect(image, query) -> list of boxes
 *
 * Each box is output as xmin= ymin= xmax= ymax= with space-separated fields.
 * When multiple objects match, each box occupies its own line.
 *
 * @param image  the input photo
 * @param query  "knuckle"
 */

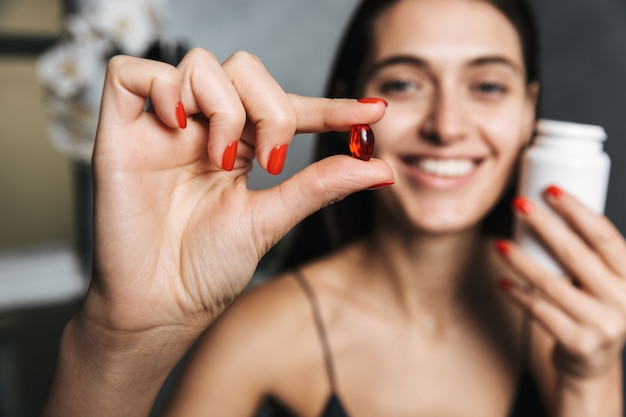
xmin=228 ymin=50 xmax=262 ymax=66
xmin=533 ymin=274 xmax=559 ymax=297
xmin=107 ymin=54 xmax=132 ymax=75
xmin=213 ymin=96 xmax=247 ymax=121
xmin=184 ymin=47 xmax=218 ymax=65
xmin=271 ymin=110 xmax=298 ymax=132
xmin=598 ymin=312 xmax=626 ymax=342
xmin=572 ymin=330 xmax=603 ymax=357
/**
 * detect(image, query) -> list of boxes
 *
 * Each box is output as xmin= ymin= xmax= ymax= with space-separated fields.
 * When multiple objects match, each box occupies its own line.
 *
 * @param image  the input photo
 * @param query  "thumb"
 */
xmin=252 ymin=155 xmax=394 ymax=246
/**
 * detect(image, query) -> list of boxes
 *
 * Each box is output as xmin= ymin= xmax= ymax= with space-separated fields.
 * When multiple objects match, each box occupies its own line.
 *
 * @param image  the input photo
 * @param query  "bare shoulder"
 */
xmin=165 ymin=270 xmax=324 ymax=415
xmin=200 ymin=243 xmax=357 ymax=356
xmin=198 ymin=270 xmax=317 ymax=369
xmin=166 ymin=247 xmax=363 ymax=415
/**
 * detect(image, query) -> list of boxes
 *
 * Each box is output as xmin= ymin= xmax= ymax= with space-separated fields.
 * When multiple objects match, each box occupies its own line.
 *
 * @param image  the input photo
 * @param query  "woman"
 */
xmin=43 ymin=0 xmax=625 ymax=416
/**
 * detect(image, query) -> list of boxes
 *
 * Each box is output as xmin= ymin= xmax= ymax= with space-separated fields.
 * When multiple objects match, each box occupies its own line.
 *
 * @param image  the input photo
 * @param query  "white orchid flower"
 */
xmin=36 ymin=41 xmax=103 ymax=100
xmin=65 ymin=14 xmax=97 ymax=42
xmin=37 ymin=0 xmax=175 ymax=161
xmin=87 ymin=0 xmax=161 ymax=56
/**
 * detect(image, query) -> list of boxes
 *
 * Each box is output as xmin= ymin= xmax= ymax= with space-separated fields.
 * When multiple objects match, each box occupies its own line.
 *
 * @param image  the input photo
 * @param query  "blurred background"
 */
xmin=0 ymin=0 xmax=625 ymax=416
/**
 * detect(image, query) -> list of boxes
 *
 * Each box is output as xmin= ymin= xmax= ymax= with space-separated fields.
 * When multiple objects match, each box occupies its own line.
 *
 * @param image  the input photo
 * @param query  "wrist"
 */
xmin=555 ymin=365 xmax=623 ymax=417
xmin=42 ymin=311 xmax=198 ymax=417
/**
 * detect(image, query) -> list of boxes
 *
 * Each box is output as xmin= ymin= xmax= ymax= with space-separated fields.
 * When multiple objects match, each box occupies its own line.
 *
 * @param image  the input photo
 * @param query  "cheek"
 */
xmin=479 ymin=107 xmax=530 ymax=157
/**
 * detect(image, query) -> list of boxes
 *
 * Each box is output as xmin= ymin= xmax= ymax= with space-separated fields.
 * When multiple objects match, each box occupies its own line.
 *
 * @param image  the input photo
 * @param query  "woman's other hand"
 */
xmin=495 ymin=185 xmax=625 ymax=416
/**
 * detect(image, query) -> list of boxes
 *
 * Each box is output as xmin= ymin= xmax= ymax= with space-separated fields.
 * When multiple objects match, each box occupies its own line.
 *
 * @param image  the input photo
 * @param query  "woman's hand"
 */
xmin=43 ymin=49 xmax=393 ymax=417
xmin=88 ymin=49 xmax=392 ymax=335
xmin=495 ymin=185 xmax=625 ymax=416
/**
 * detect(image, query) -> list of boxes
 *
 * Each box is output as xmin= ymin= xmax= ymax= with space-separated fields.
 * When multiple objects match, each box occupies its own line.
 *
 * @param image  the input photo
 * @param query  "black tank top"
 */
xmin=258 ymin=271 xmax=547 ymax=417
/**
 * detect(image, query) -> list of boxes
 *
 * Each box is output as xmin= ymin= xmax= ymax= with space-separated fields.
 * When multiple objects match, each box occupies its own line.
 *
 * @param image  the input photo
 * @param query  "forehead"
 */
xmin=371 ymin=0 xmax=523 ymax=65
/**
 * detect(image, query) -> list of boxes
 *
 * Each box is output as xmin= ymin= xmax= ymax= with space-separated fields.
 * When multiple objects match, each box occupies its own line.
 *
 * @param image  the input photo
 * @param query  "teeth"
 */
xmin=417 ymin=158 xmax=475 ymax=177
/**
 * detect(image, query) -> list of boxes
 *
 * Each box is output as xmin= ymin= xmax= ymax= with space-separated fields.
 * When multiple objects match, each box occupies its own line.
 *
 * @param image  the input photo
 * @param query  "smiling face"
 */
xmin=362 ymin=0 xmax=538 ymax=234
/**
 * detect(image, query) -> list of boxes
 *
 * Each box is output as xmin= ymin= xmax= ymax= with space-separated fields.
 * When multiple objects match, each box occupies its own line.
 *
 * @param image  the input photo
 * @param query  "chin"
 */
xmin=377 ymin=198 xmax=483 ymax=237
xmin=408 ymin=214 xmax=482 ymax=236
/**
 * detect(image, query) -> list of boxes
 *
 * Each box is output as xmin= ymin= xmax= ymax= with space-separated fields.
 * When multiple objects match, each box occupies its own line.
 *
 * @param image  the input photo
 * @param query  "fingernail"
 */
xmin=358 ymin=97 xmax=389 ymax=107
xmin=176 ymin=101 xmax=187 ymax=129
xmin=495 ymin=240 xmax=510 ymax=256
xmin=512 ymin=196 xmax=533 ymax=215
xmin=222 ymin=141 xmax=238 ymax=171
xmin=267 ymin=144 xmax=288 ymax=175
xmin=366 ymin=181 xmax=395 ymax=190
xmin=545 ymin=185 xmax=565 ymax=199
xmin=498 ymin=278 xmax=513 ymax=292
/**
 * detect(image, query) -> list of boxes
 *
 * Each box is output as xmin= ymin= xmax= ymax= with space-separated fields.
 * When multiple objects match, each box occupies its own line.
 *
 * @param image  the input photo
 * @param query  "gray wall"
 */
xmin=168 ymin=1 xmax=626 ymax=232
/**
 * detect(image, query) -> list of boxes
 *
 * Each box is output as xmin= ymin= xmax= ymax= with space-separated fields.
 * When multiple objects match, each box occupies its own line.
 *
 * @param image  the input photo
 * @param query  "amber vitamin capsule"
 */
xmin=349 ymin=124 xmax=375 ymax=161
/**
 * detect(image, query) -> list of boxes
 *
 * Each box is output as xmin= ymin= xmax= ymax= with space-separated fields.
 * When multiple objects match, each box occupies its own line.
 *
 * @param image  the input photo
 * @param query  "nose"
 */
xmin=419 ymin=88 xmax=468 ymax=144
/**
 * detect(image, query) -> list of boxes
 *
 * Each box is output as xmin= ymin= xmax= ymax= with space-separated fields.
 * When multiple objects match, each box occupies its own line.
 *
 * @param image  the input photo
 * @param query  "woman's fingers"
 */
xmin=100 ymin=50 xmax=388 ymax=174
xmin=220 ymin=51 xmax=296 ymax=174
xmin=220 ymin=51 xmax=388 ymax=174
xmin=544 ymin=186 xmax=626 ymax=279
xmin=100 ymin=55 xmax=183 ymax=131
xmin=502 ymin=281 xmax=579 ymax=345
xmin=177 ymin=49 xmax=248 ymax=170
xmin=495 ymin=185 xmax=626 ymax=375
xmin=253 ymin=155 xmax=394 ymax=247
xmin=511 ymin=195 xmax=618 ymax=302
xmin=287 ymin=94 xmax=388 ymax=133
xmin=502 ymin=280 xmax=625 ymax=371
xmin=496 ymin=241 xmax=611 ymax=326
xmin=497 ymin=240 xmax=626 ymax=377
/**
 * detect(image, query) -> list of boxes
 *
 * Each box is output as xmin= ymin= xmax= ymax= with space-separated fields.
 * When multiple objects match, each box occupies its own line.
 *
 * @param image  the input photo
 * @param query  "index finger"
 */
xmin=289 ymin=94 xmax=387 ymax=133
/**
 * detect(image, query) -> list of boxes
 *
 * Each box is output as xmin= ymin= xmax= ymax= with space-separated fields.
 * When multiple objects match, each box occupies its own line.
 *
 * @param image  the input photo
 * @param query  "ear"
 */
xmin=522 ymin=81 xmax=540 ymax=144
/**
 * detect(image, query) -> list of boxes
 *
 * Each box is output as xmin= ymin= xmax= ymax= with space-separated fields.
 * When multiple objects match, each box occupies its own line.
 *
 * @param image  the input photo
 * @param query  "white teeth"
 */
xmin=417 ymin=158 xmax=475 ymax=177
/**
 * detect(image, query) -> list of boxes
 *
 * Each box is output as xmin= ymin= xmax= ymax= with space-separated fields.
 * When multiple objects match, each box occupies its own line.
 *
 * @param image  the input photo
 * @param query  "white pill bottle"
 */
xmin=514 ymin=119 xmax=611 ymax=276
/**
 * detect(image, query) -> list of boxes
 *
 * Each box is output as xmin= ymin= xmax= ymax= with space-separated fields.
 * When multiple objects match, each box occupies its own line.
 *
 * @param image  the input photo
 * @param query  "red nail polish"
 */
xmin=545 ymin=185 xmax=564 ymax=199
xmin=358 ymin=97 xmax=389 ymax=107
xmin=498 ymin=278 xmax=512 ymax=292
xmin=267 ymin=145 xmax=288 ymax=175
xmin=366 ymin=181 xmax=395 ymax=190
xmin=349 ymin=124 xmax=375 ymax=161
xmin=512 ymin=196 xmax=533 ymax=215
xmin=176 ymin=101 xmax=187 ymax=129
xmin=222 ymin=141 xmax=238 ymax=171
xmin=495 ymin=240 xmax=510 ymax=256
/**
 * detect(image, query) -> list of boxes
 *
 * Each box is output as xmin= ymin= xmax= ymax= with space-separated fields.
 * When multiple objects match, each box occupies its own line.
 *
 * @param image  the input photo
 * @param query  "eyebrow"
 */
xmin=366 ymin=55 xmax=428 ymax=78
xmin=469 ymin=56 xmax=524 ymax=75
xmin=366 ymin=54 xmax=524 ymax=78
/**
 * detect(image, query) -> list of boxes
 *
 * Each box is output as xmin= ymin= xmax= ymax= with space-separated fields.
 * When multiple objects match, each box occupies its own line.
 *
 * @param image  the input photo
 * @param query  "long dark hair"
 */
xmin=281 ymin=0 xmax=541 ymax=270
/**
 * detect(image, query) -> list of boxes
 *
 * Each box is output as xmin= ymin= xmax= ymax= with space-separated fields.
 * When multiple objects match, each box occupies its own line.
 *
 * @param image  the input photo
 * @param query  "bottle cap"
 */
xmin=536 ymin=119 xmax=606 ymax=142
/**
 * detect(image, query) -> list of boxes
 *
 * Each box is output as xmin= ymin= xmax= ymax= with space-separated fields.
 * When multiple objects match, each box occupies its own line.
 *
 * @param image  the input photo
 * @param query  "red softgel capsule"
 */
xmin=349 ymin=124 xmax=374 ymax=161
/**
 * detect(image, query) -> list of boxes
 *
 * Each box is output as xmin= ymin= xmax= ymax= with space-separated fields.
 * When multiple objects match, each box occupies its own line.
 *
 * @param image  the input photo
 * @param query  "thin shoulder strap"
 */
xmin=293 ymin=269 xmax=338 ymax=392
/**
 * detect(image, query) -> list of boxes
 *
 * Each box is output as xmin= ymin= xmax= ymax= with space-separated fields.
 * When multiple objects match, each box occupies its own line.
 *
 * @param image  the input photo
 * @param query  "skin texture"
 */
xmin=43 ymin=1 xmax=624 ymax=416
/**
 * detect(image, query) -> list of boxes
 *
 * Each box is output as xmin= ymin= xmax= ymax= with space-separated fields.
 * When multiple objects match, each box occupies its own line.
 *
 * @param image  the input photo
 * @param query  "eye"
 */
xmin=379 ymin=79 xmax=420 ymax=94
xmin=472 ymin=81 xmax=507 ymax=95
